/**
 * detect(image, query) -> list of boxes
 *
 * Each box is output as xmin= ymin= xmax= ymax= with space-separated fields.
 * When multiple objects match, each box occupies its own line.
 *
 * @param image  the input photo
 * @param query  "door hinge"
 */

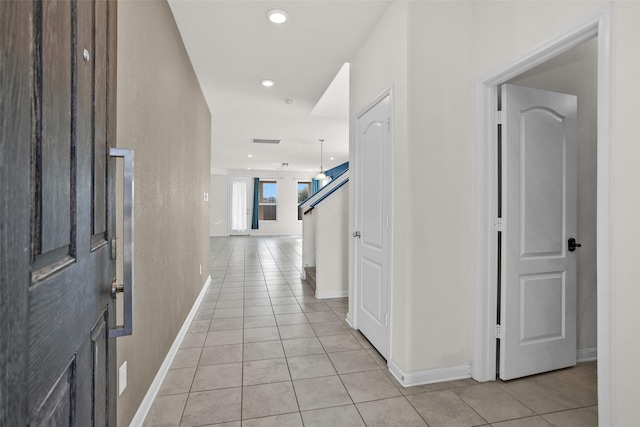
xmin=496 ymin=217 xmax=503 ymax=232
xmin=496 ymin=110 xmax=503 ymax=125
xmin=495 ymin=324 xmax=502 ymax=339
xmin=111 ymin=237 xmax=118 ymax=260
xmin=385 ymin=313 xmax=389 ymax=327
xmin=387 ymin=117 xmax=391 ymax=131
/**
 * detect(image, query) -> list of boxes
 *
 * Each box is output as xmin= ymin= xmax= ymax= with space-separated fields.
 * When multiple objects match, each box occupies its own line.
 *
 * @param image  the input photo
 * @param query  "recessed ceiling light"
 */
xmin=260 ymin=79 xmax=275 ymax=87
xmin=330 ymin=157 xmax=335 ymax=160
xmin=247 ymin=154 xmax=253 ymax=157
xmin=267 ymin=9 xmax=288 ymax=24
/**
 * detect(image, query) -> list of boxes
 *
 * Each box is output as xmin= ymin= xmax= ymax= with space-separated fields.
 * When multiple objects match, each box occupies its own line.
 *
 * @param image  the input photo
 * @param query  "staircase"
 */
xmin=299 ymin=169 xmax=349 ymax=299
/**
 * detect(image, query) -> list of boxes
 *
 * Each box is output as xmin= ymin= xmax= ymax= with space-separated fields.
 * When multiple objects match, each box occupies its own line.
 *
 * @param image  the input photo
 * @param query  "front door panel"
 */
xmin=0 ymin=0 xmax=118 ymax=423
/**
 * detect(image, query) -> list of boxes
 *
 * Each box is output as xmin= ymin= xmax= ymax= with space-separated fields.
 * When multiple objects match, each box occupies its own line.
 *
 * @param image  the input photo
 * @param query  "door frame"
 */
xmin=473 ymin=6 xmax=611 ymax=425
xmin=351 ymin=87 xmax=394 ymax=361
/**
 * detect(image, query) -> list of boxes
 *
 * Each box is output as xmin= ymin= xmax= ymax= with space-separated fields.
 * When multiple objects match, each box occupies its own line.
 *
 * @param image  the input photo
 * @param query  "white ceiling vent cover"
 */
xmin=252 ymin=138 xmax=281 ymax=144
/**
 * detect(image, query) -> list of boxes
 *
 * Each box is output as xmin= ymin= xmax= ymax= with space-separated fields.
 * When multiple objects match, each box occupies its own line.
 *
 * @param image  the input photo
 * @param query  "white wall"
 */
xmin=350 ymin=0 xmax=410 ymax=369
xmin=210 ymin=174 xmax=228 ymax=236
xmin=610 ymin=2 xmax=640 ymax=423
xmin=316 ymin=184 xmax=349 ymax=299
xmin=302 ymin=211 xmax=316 ymax=272
xmin=351 ymin=1 xmax=640 ymax=422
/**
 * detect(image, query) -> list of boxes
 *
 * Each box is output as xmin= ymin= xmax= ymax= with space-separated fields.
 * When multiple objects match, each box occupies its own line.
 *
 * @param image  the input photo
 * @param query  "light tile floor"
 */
xmin=144 ymin=236 xmax=598 ymax=427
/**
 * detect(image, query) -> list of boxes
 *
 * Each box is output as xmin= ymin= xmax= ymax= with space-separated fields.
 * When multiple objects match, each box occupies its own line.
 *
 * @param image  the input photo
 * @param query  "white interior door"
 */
xmin=500 ymin=84 xmax=578 ymax=380
xmin=229 ymin=176 xmax=251 ymax=235
xmin=355 ymin=93 xmax=391 ymax=359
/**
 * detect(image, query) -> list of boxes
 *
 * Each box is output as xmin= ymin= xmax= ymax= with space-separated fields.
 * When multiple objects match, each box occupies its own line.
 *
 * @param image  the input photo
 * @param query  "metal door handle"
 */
xmin=109 ymin=148 xmax=135 ymax=338
xmin=568 ymin=237 xmax=581 ymax=252
xmin=353 ymin=231 xmax=361 ymax=238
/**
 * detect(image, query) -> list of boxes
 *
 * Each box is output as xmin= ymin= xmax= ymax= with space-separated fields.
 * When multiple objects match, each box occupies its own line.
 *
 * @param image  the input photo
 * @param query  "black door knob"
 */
xmin=568 ymin=237 xmax=582 ymax=252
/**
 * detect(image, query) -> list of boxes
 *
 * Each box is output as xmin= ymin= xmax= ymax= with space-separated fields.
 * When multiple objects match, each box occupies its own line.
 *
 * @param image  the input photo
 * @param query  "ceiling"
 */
xmin=167 ymin=0 xmax=391 ymax=174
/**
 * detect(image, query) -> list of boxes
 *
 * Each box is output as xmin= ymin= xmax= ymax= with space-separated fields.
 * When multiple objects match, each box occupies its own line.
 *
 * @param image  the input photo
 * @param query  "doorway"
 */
xmin=498 ymin=39 xmax=599 ymax=381
xmin=228 ymin=176 xmax=251 ymax=235
xmin=473 ymin=8 xmax=612 ymax=425
xmin=353 ymin=90 xmax=393 ymax=360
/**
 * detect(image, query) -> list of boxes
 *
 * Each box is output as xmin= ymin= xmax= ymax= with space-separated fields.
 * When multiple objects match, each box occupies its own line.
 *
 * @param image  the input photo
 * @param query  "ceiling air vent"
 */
xmin=252 ymin=138 xmax=281 ymax=144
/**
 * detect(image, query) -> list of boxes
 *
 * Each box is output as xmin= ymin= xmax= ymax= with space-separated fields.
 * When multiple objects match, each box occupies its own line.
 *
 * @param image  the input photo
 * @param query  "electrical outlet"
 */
xmin=119 ymin=361 xmax=127 ymax=396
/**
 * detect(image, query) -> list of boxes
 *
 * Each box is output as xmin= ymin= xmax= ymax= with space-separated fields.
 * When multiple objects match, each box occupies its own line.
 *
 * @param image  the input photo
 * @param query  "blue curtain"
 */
xmin=251 ymin=177 xmax=259 ymax=229
xmin=311 ymin=179 xmax=320 ymax=195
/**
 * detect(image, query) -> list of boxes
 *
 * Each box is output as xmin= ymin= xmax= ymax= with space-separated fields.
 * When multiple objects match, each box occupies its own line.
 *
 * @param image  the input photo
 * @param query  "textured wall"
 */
xmin=115 ymin=1 xmax=211 ymax=425
xmin=210 ymin=174 xmax=228 ymax=236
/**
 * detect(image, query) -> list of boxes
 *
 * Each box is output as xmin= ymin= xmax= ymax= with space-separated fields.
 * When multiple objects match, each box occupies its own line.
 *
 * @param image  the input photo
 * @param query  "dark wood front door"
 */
xmin=1 ymin=0 xmax=118 ymax=424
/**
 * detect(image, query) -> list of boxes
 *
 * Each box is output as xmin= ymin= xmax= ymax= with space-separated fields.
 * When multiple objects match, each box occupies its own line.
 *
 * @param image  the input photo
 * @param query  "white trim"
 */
xmin=315 ymin=290 xmax=349 ymax=300
xmin=577 ymin=348 xmax=598 ymax=362
xmin=345 ymin=312 xmax=354 ymax=328
xmin=473 ymin=7 xmax=611 ymax=426
xmin=388 ymin=360 xmax=471 ymax=388
xmin=249 ymin=232 xmax=302 ymax=237
xmin=129 ymin=275 xmax=212 ymax=427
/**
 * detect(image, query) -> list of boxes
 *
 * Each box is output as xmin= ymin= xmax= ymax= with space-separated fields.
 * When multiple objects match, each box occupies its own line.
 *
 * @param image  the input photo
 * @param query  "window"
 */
xmin=297 ymin=181 xmax=312 ymax=220
xmin=259 ymin=181 xmax=277 ymax=221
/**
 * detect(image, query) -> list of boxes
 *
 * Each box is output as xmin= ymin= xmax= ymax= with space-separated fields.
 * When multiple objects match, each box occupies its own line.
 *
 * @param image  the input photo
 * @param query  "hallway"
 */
xmin=143 ymin=236 xmax=597 ymax=427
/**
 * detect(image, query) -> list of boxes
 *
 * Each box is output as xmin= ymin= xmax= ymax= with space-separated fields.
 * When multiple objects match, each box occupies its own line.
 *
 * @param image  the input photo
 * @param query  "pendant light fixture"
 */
xmin=315 ymin=139 xmax=327 ymax=180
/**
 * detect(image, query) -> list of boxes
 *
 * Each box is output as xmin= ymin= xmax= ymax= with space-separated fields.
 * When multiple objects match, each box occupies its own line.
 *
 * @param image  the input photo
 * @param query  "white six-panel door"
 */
xmin=355 ymin=94 xmax=391 ymax=359
xmin=500 ymin=84 xmax=578 ymax=380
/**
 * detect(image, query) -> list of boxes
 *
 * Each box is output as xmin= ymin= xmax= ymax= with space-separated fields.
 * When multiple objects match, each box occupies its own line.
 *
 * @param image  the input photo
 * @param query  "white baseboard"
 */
xmin=315 ymin=290 xmax=348 ymax=299
xmin=388 ymin=360 xmax=472 ymax=388
xmin=577 ymin=347 xmax=598 ymax=362
xmin=249 ymin=232 xmax=303 ymax=237
xmin=129 ymin=275 xmax=212 ymax=427
xmin=345 ymin=312 xmax=354 ymax=328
